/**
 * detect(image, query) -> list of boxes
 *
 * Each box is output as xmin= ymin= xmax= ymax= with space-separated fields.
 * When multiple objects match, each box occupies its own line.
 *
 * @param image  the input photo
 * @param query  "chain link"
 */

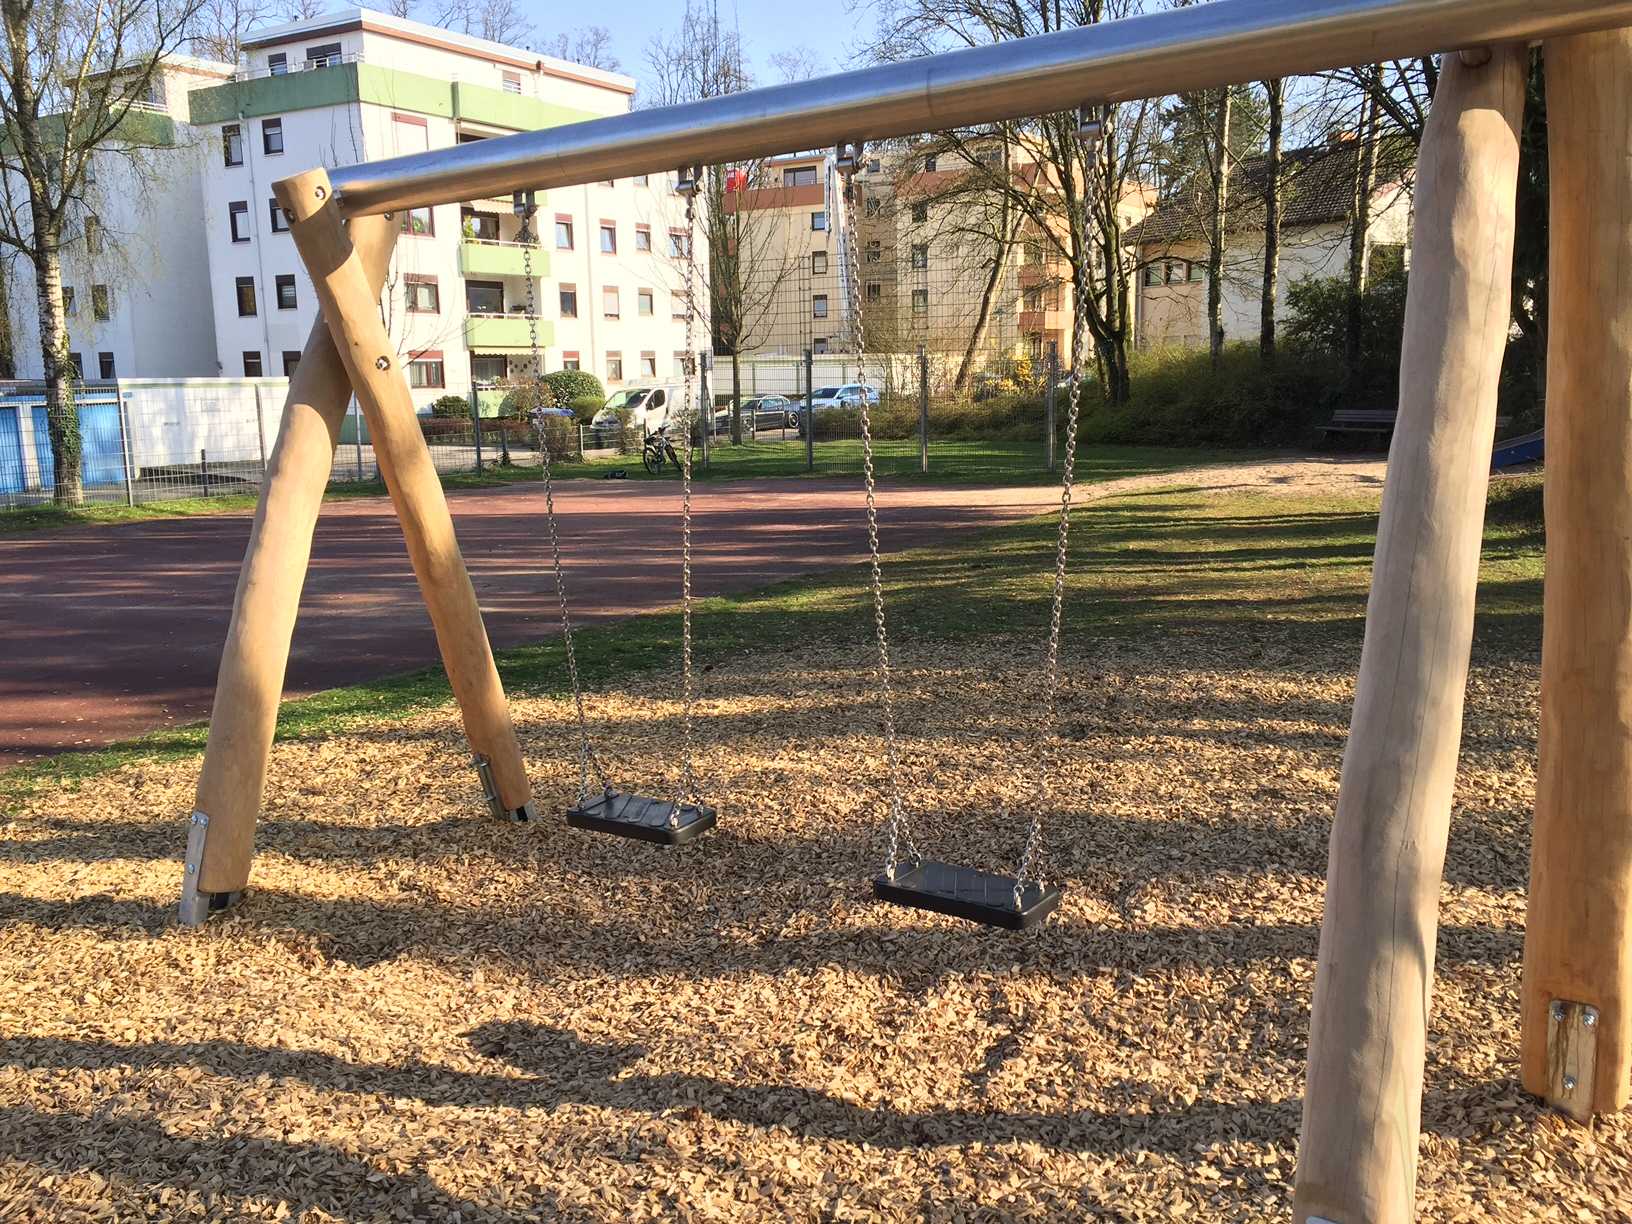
xmin=839 ymin=153 xmax=921 ymax=881
xmin=519 ymin=197 xmax=612 ymax=803
xmin=670 ymin=175 xmax=702 ymax=824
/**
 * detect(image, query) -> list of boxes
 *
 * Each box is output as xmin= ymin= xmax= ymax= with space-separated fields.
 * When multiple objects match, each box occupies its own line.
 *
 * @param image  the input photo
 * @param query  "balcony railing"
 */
xmin=458 ymin=238 xmax=543 ymax=278
xmin=234 ymin=52 xmax=364 ymax=83
xmin=463 ymin=313 xmax=553 ymax=349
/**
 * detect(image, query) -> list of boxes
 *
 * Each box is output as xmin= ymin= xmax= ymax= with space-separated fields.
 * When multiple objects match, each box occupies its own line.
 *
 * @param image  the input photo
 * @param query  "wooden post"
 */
xmin=189 ymin=214 xmax=399 ymax=909
xmin=1521 ymin=28 xmax=1632 ymax=1122
xmin=275 ymin=168 xmax=533 ymax=821
xmin=1294 ymin=46 xmax=1525 ymax=1224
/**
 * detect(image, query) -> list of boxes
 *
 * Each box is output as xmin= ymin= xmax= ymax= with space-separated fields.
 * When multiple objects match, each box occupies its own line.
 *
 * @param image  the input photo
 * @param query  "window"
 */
xmin=306 ymin=41 xmax=342 ymax=67
xmin=67 ymin=352 xmax=83 ymax=379
xmin=607 ymin=352 xmax=623 ymax=382
xmin=1023 ymin=287 xmax=1042 ymax=311
xmin=91 ymin=284 xmax=110 ymax=320
xmin=467 ymin=355 xmax=504 ymax=383
xmin=813 ymin=337 xmax=829 ymax=354
xmin=1188 ymin=261 xmax=1206 ymax=283
xmin=812 ymin=294 xmax=828 ymax=319
xmin=275 ymin=274 xmax=297 ymax=309
xmin=243 ymin=350 xmax=263 ymax=376
xmin=229 ymin=201 xmax=250 ymax=242
xmin=635 ymin=174 xmax=648 ymax=186
xmin=911 ymin=243 xmax=928 ymax=270
xmin=235 ymin=277 xmax=256 ymax=317
xmin=461 ymin=208 xmax=499 ymax=241
xmin=865 ymin=281 xmax=881 ymax=303
xmin=61 ymin=286 xmax=75 ymax=316
xmin=640 ymin=351 xmax=657 ymax=378
xmin=223 ymin=124 xmax=244 ymax=167
xmin=599 ymin=222 xmax=616 ymax=253
xmin=282 ymin=350 xmax=301 ymax=375
xmin=1142 ymin=264 xmax=1161 ymax=287
xmin=269 ymin=199 xmax=288 ymax=233
xmin=635 ymin=224 xmax=651 ymax=252
xmin=261 ymin=117 xmax=283 ymax=155
xmin=672 ymin=289 xmax=688 ymax=318
xmin=912 ymin=289 xmax=928 ymax=314
xmin=1165 ymin=261 xmax=1189 ymax=284
xmin=783 ymin=166 xmax=818 ymax=187
xmin=1025 ymin=240 xmax=1044 ymax=265
xmin=667 ymin=228 xmax=689 ymax=257
xmin=408 ymin=354 xmax=445 ymax=388
xmin=602 ymin=286 xmax=620 ymax=318
xmin=555 ymin=216 xmax=574 ymax=249
xmin=267 ymin=52 xmax=287 ymax=75
xmin=812 ymin=251 xmax=827 ymax=276
xmin=85 ymin=215 xmax=101 ymax=254
xmin=502 ymin=70 xmax=522 ymax=94
xmin=400 ymin=207 xmax=433 ymax=237
xmin=465 ymin=280 xmax=503 ymax=313
xmin=637 ymin=289 xmax=653 ymax=316
xmin=866 ymin=158 xmax=881 ymax=174
xmin=674 ymin=351 xmax=691 ymax=376
xmin=865 ymin=240 xmax=881 ymax=264
xmin=911 ymin=202 xmax=928 ymax=223
xmin=925 ymin=155 xmax=937 ymax=172
xmin=404 ymin=274 xmax=438 ymax=313
xmin=864 ymin=195 xmax=882 ymax=218
xmin=558 ymin=284 xmax=577 ymax=317
xmin=97 ymin=352 xmax=115 ymax=379
xmin=562 ymin=351 xmax=581 ymax=371
xmin=810 ymin=211 xmax=827 ymax=231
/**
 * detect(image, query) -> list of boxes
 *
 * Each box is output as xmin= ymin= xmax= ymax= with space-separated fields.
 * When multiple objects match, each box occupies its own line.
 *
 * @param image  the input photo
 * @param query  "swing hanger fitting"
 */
xmin=511 ymin=188 xmax=537 ymax=218
xmin=835 ymin=140 xmax=865 ymax=177
xmin=675 ymin=164 xmax=704 ymax=198
xmin=1076 ymin=103 xmax=1106 ymax=151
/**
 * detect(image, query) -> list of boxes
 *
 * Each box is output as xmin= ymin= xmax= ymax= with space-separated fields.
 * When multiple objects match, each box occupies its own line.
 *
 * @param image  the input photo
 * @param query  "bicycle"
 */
xmin=641 ymin=426 xmax=681 ymax=475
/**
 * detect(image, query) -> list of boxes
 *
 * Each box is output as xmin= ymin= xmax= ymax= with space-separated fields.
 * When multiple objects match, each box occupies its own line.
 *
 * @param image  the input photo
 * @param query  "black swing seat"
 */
xmin=566 ymin=790 xmax=716 ymax=847
xmin=874 ymin=860 xmax=1062 ymax=931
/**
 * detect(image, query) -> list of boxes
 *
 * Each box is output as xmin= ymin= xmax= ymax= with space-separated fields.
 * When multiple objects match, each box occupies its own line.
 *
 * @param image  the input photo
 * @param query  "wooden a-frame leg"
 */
xmin=1521 ymin=28 xmax=1632 ymax=1123
xmin=184 ymin=214 xmax=400 ymax=922
xmin=1294 ymin=46 xmax=1525 ymax=1224
xmin=274 ymin=168 xmax=534 ymax=826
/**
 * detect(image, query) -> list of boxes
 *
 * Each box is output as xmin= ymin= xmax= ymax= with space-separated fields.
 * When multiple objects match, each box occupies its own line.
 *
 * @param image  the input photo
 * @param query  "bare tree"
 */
xmin=188 ymin=0 xmax=272 ymax=61
xmin=429 ymin=0 xmax=530 ymax=46
xmin=0 ymin=0 xmax=202 ymax=504
xmin=366 ymin=0 xmax=416 ymax=18
xmin=1205 ymin=87 xmax=1231 ymax=365
xmin=543 ymin=25 xmax=618 ymax=72
xmin=1260 ymin=77 xmax=1283 ymax=371
xmin=767 ymin=46 xmax=825 ymax=83
xmin=642 ymin=0 xmax=748 ymax=109
xmin=1345 ymin=63 xmax=1381 ymax=390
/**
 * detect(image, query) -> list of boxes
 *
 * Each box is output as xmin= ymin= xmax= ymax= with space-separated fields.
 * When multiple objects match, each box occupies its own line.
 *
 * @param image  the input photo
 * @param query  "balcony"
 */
xmin=464 ymin=314 xmax=553 ymax=350
xmin=459 ymin=239 xmax=543 ymax=278
xmin=1019 ymin=309 xmax=1066 ymax=333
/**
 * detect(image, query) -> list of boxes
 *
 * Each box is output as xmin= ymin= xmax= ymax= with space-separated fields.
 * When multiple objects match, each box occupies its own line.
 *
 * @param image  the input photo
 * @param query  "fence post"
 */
xmin=1045 ymin=346 xmax=1059 ymax=473
xmin=918 ymin=343 xmax=929 ymax=475
xmin=200 ymin=448 xmax=212 ymax=497
xmin=253 ymin=384 xmax=269 ymax=481
xmin=804 ymin=347 xmax=815 ymax=473
xmin=699 ymin=350 xmax=711 ymax=469
xmin=469 ymin=384 xmax=484 ymax=474
xmin=352 ymin=399 xmax=365 ymax=481
xmin=116 ymin=388 xmax=136 ymax=507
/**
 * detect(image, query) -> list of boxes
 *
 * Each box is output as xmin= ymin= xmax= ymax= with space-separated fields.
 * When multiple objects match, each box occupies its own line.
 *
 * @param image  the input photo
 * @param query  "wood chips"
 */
xmin=1 ymin=635 xmax=1629 ymax=1221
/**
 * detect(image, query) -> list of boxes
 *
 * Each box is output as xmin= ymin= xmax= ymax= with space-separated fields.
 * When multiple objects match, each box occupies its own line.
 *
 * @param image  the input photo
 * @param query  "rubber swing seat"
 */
xmin=874 ymin=859 xmax=1062 ymax=931
xmin=566 ymin=790 xmax=716 ymax=846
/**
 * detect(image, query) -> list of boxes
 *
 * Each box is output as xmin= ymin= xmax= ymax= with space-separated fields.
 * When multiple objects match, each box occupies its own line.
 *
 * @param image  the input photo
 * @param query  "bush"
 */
xmin=543 ymin=369 xmax=604 ymax=406
xmin=499 ymin=378 xmax=557 ymax=420
xmin=568 ymin=394 xmax=603 ymax=422
xmin=1281 ymin=262 xmax=1409 ymax=407
xmin=430 ymin=394 xmax=469 ymax=418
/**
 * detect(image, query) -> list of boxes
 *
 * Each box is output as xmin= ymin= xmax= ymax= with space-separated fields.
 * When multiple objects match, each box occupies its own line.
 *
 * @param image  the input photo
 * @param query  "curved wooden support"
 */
xmin=1521 ymin=28 xmax=1632 ymax=1122
xmin=1294 ymin=45 xmax=1525 ymax=1224
xmin=192 ymin=214 xmax=399 ymax=901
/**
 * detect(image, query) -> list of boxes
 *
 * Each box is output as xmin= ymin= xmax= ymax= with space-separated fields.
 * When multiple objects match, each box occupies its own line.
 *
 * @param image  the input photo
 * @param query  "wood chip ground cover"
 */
xmin=2 ymin=480 xmax=1627 ymax=1221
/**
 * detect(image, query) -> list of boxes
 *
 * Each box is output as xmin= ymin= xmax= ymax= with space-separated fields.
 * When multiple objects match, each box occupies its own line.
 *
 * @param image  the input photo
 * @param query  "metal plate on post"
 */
xmin=1546 ymin=997 xmax=1599 ymax=1122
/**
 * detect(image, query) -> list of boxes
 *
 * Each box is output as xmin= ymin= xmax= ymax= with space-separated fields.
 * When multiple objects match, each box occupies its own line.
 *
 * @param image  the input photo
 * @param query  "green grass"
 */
xmin=0 ymin=474 xmax=1544 ymax=804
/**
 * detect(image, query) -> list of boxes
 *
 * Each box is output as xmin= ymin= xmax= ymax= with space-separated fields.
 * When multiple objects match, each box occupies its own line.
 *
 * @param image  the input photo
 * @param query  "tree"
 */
xmin=543 ymin=26 xmax=618 ymax=72
xmin=188 ymin=0 xmax=274 ymax=60
xmin=1260 ymin=78 xmax=1284 ymax=371
xmin=1206 ymin=87 xmax=1231 ymax=365
xmin=1344 ymin=63 xmax=1381 ymax=391
xmin=0 ymin=0 xmax=201 ymax=505
xmin=427 ymin=0 xmax=530 ymax=46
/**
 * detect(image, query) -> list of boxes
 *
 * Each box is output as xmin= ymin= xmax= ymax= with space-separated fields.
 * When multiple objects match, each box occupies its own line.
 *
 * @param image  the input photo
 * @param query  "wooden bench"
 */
xmin=1319 ymin=407 xmax=1510 ymax=441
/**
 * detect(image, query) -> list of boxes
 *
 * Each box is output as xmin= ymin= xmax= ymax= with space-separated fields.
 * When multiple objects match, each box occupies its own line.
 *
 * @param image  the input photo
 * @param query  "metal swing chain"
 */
xmin=518 ymin=192 xmax=612 ymax=803
xmin=671 ymin=169 xmax=703 ymax=823
xmin=1011 ymin=112 xmax=1102 ymax=906
xmin=838 ymin=145 xmax=922 ymax=881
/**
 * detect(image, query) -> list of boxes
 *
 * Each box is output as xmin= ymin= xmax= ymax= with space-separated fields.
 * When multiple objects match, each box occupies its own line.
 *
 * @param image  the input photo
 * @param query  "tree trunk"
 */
xmin=30 ymin=230 xmax=80 ymax=506
xmin=1208 ymin=87 xmax=1233 ymax=368
xmin=730 ymin=349 xmax=743 ymax=444
xmin=1261 ymin=79 xmax=1284 ymax=371
xmin=1347 ymin=67 xmax=1382 ymax=390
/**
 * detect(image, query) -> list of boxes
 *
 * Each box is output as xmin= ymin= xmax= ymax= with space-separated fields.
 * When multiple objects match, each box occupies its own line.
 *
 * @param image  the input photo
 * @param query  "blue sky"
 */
xmin=522 ymin=0 xmax=850 ymax=95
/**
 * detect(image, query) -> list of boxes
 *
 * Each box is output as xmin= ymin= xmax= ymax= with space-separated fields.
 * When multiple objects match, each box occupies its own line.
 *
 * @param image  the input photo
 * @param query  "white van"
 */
xmin=590 ymin=385 xmax=685 ymax=436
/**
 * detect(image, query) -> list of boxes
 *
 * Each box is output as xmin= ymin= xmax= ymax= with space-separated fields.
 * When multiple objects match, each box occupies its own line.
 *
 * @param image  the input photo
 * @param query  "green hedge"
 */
xmin=543 ymin=369 xmax=604 ymax=406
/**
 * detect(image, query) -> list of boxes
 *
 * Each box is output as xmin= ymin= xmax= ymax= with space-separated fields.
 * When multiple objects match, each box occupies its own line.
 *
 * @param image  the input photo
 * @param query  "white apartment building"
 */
xmin=186 ymin=8 xmax=702 ymax=411
xmin=5 ymin=55 xmax=233 ymax=382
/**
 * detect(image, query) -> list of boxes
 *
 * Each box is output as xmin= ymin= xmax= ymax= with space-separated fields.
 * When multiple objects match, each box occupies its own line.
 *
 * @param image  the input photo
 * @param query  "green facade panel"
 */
xmin=464 ymin=315 xmax=553 ymax=350
xmin=451 ymin=81 xmax=594 ymax=132
xmin=458 ymin=240 xmax=541 ymax=278
xmin=188 ymin=63 xmax=455 ymax=126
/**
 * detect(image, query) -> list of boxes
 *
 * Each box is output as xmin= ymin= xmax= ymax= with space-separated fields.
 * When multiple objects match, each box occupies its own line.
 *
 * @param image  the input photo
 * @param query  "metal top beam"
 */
xmin=329 ymin=0 xmax=1632 ymax=216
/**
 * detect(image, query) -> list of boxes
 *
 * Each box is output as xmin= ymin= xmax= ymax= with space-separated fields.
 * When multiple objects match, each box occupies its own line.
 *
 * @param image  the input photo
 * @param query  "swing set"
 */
xmin=177 ymin=0 xmax=1632 ymax=1217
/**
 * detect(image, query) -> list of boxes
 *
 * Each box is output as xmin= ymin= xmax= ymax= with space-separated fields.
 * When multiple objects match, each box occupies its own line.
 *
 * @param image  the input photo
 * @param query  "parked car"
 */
xmin=808 ymin=384 xmax=881 ymax=410
xmin=590 ymin=385 xmax=682 ymax=438
xmin=714 ymin=394 xmax=800 ymax=430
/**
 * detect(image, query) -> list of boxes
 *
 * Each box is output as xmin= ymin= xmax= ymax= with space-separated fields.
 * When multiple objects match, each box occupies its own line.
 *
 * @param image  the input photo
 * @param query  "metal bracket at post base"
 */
xmin=178 ymin=810 xmax=244 ymax=926
xmin=472 ymin=754 xmax=537 ymax=823
xmin=1546 ymin=997 xmax=1600 ymax=1122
